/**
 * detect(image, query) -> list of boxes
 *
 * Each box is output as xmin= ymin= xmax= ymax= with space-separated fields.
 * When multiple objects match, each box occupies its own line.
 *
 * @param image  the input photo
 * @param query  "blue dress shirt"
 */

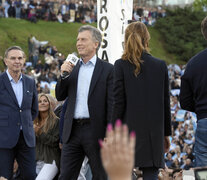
xmin=6 ymin=70 xmax=23 ymax=108
xmin=74 ymin=55 xmax=96 ymax=119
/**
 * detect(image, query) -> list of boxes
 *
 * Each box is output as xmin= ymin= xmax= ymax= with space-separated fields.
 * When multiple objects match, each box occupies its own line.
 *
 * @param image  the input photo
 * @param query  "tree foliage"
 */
xmin=155 ymin=7 xmax=207 ymax=62
xmin=193 ymin=0 xmax=207 ymax=11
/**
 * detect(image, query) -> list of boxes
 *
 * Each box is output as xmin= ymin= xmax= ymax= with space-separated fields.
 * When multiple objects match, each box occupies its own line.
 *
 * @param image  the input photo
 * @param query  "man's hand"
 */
xmin=61 ymin=61 xmax=74 ymax=75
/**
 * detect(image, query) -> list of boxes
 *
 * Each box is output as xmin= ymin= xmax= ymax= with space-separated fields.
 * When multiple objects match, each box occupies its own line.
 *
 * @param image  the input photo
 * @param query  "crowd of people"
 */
xmin=0 ymin=0 xmax=167 ymax=25
xmin=0 ymin=0 xmax=97 ymax=23
xmin=23 ymin=39 xmax=197 ymax=176
xmin=1 ymin=12 xmax=207 ymax=180
xmin=166 ymin=64 xmax=196 ymax=170
xmin=25 ymin=35 xmax=64 ymax=95
xmin=0 ymin=29 xmax=198 ymax=180
xmin=132 ymin=5 xmax=166 ymax=26
xmin=26 ymin=46 xmax=198 ymax=172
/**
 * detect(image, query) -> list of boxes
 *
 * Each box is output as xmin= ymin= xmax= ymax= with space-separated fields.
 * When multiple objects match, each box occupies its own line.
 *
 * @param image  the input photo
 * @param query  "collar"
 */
xmin=6 ymin=69 xmax=23 ymax=82
xmin=80 ymin=55 xmax=97 ymax=66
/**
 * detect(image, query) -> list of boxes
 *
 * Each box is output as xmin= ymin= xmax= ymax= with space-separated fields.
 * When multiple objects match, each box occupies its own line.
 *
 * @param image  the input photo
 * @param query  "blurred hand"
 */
xmin=158 ymin=166 xmax=170 ymax=180
xmin=59 ymin=143 xmax=63 ymax=149
xmin=0 ymin=177 xmax=7 ymax=180
xmin=164 ymin=136 xmax=170 ymax=153
xmin=13 ymin=160 xmax=18 ymax=174
xmin=172 ymin=170 xmax=183 ymax=180
xmin=100 ymin=120 xmax=136 ymax=180
xmin=34 ymin=124 xmax=41 ymax=134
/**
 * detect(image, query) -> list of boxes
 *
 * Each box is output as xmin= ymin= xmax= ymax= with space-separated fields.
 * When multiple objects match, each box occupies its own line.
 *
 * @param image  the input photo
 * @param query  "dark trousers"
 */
xmin=0 ymin=131 xmax=36 ymax=180
xmin=141 ymin=167 xmax=159 ymax=180
xmin=59 ymin=122 xmax=107 ymax=180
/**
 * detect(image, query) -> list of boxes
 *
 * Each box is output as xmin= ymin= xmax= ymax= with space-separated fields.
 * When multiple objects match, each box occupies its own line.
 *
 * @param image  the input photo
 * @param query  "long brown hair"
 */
xmin=122 ymin=21 xmax=150 ymax=76
xmin=34 ymin=93 xmax=58 ymax=135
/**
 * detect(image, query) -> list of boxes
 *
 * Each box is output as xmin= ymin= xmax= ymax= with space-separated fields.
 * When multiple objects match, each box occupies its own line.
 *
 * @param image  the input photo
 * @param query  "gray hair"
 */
xmin=78 ymin=25 xmax=102 ymax=51
xmin=4 ymin=46 xmax=25 ymax=59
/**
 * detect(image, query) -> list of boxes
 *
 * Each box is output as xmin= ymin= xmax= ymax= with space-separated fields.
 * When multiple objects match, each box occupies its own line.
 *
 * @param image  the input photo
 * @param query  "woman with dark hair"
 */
xmin=34 ymin=93 xmax=60 ymax=180
xmin=112 ymin=21 xmax=171 ymax=180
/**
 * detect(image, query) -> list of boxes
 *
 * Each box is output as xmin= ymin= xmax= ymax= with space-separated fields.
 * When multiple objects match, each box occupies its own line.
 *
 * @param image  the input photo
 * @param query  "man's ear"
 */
xmin=3 ymin=58 xmax=7 ymax=67
xmin=95 ymin=42 xmax=99 ymax=49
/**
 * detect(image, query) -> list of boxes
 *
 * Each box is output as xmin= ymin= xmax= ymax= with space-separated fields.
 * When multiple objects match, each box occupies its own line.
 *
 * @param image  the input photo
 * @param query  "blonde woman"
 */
xmin=112 ymin=21 xmax=171 ymax=180
xmin=34 ymin=93 xmax=60 ymax=180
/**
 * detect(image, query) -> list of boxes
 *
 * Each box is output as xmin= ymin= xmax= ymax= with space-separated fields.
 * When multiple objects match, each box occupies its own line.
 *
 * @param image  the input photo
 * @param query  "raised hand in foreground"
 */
xmin=0 ymin=177 xmax=7 ymax=180
xmin=99 ymin=120 xmax=136 ymax=180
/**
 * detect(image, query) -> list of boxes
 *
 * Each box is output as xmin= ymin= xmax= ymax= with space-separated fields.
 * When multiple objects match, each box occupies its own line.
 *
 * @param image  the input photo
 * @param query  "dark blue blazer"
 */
xmin=0 ymin=72 xmax=38 ymax=148
xmin=55 ymin=58 xmax=114 ymax=144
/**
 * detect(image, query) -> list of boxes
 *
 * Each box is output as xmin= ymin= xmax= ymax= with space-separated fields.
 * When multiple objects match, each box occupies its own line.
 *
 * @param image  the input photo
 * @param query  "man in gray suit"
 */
xmin=0 ymin=46 xmax=38 ymax=179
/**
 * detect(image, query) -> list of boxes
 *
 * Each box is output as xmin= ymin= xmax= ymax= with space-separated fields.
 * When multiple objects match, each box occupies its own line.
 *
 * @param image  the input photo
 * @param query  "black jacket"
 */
xmin=55 ymin=58 xmax=113 ymax=143
xmin=180 ymin=48 xmax=207 ymax=120
xmin=112 ymin=52 xmax=171 ymax=168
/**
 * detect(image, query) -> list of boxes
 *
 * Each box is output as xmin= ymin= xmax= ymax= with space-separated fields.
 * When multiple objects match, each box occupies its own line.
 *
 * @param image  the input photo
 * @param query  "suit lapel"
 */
xmin=21 ymin=75 xmax=26 ymax=108
xmin=2 ymin=72 xmax=19 ymax=107
xmin=69 ymin=61 xmax=80 ymax=102
xmin=88 ymin=58 xmax=103 ymax=98
xmin=72 ymin=60 xmax=80 ymax=79
xmin=72 ymin=60 xmax=80 ymax=91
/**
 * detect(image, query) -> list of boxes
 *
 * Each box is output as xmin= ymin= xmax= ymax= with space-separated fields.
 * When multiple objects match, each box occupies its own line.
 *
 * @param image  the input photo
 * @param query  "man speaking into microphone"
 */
xmin=55 ymin=25 xmax=113 ymax=180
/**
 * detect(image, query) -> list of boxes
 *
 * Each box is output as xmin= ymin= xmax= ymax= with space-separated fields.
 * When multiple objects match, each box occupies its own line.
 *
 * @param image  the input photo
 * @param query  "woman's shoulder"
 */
xmin=114 ymin=59 xmax=131 ymax=66
xmin=49 ymin=116 xmax=60 ymax=130
xmin=143 ymin=52 xmax=166 ymax=67
xmin=142 ymin=52 xmax=163 ymax=62
xmin=54 ymin=117 xmax=60 ymax=126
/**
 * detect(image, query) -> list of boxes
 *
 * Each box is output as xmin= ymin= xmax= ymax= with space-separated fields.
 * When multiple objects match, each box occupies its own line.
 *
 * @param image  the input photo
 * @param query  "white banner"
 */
xmin=97 ymin=0 xmax=133 ymax=64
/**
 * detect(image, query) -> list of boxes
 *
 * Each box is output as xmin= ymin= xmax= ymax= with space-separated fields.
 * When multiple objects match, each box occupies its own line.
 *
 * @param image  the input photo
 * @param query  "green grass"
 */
xmin=148 ymin=27 xmax=185 ymax=65
xmin=0 ymin=18 xmax=183 ymax=71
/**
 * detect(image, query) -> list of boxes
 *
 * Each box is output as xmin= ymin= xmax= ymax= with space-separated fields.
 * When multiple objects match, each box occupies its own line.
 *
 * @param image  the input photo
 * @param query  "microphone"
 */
xmin=62 ymin=52 xmax=79 ymax=77
xmin=65 ymin=52 xmax=79 ymax=65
